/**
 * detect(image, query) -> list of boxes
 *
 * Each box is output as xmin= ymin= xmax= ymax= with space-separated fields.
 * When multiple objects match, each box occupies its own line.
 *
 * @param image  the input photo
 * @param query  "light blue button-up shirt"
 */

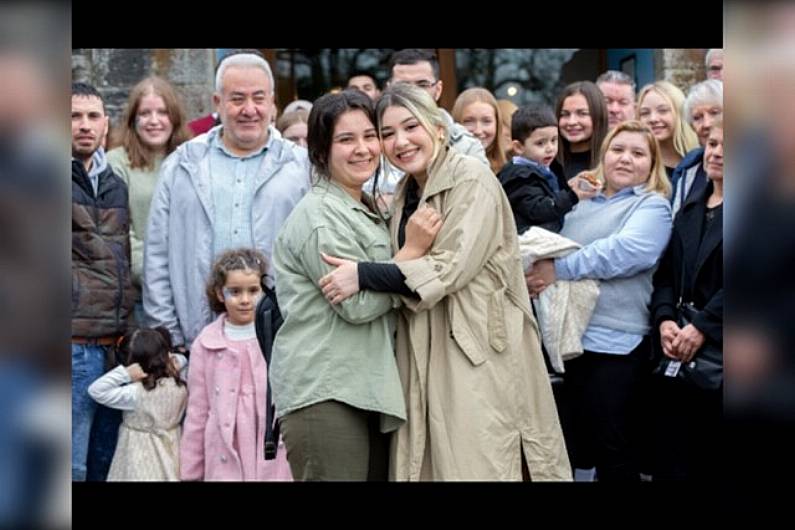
xmin=208 ymin=133 xmax=272 ymax=256
xmin=554 ymin=185 xmax=671 ymax=354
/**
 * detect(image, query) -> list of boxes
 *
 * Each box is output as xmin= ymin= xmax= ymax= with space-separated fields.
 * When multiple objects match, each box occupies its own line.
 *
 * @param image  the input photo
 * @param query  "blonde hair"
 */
xmin=592 ymin=120 xmax=671 ymax=199
xmin=452 ymin=87 xmax=506 ymax=173
xmin=497 ymin=99 xmax=518 ymax=122
xmin=637 ymin=81 xmax=699 ymax=159
xmin=276 ymin=109 xmax=309 ymax=134
xmin=376 ymin=83 xmax=449 ymax=168
xmin=496 ymin=99 xmax=518 ymax=159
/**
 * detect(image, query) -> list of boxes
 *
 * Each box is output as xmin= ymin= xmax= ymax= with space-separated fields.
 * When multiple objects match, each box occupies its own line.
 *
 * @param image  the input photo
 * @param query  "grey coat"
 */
xmin=440 ymin=109 xmax=489 ymax=168
xmin=143 ymin=125 xmax=310 ymax=347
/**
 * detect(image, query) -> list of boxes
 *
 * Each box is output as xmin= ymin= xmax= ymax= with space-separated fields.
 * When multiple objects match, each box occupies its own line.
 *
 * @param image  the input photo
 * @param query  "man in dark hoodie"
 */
xmin=497 ymin=104 xmax=599 ymax=234
xmin=71 ymin=82 xmax=136 ymax=481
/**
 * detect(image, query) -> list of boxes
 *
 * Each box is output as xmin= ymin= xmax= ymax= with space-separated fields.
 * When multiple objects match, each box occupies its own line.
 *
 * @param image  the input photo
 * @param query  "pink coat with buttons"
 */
xmin=180 ymin=315 xmax=293 ymax=481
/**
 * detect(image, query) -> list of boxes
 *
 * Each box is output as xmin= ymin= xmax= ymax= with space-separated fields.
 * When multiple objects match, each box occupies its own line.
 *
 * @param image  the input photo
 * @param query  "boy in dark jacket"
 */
xmin=497 ymin=105 xmax=598 ymax=233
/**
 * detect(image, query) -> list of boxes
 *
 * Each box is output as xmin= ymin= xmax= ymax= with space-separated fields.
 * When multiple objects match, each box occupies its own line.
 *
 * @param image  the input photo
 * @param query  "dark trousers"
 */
xmin=559 ymin=337 xmax=649 ymax=481
xmin=652 ymin=377 xmax=722 ymax=480
xmin=280 ymin=400 xmax=390 ymax=481
xmin=85 ymin=404 xmax=122 ymax=481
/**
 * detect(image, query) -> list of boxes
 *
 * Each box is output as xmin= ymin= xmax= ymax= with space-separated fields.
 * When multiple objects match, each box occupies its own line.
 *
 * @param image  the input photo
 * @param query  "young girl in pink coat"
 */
xmin=180 ymin=248 xmax=292 ymax=481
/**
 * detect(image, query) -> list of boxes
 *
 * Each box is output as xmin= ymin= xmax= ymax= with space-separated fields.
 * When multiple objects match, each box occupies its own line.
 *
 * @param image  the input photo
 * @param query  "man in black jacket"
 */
xmin=71 ymin=82 xmax=135 ymax=481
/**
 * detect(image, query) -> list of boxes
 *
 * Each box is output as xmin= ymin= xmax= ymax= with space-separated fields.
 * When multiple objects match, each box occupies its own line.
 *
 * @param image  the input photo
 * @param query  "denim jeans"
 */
xmin=85 ymin=403 xmax=121 ymax=481
xmin=71 ymin=343 xmax=105 ymax=481
xmin=133 ymin=299 xmax=146 ymax=327
xmin=0 ymin=366 xmax=46 ymax=522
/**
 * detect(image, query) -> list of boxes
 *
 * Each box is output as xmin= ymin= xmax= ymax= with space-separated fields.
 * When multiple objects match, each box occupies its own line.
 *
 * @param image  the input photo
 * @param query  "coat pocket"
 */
xmin=449 ymin=301 xmax=487 ymax=367
xmin=360 ymin=223 xmax=393 ymax=262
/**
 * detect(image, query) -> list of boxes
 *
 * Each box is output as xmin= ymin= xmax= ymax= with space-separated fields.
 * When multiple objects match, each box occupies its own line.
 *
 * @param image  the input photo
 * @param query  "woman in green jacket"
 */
xmin=319 ymin=84 xmax=571 ymax=481
xmin=269 ymin=89 xmax=440 ymax=481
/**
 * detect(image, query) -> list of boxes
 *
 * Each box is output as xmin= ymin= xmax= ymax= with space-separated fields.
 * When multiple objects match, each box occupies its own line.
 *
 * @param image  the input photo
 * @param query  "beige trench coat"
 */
xmin=390 ymin=147 xmax=572 ymax=481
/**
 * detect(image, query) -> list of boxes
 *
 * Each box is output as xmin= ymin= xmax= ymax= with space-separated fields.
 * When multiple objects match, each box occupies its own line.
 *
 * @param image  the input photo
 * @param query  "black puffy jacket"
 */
xmin=72 ymin=158 xmax=136 ymax=337
xmin=496 ymin=160 xmax=578 ymax=234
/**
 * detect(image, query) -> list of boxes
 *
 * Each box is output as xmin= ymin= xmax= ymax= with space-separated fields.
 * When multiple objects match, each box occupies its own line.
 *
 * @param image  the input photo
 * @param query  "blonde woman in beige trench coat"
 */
xmin=319 ymin=83 xmax=571 ymax=481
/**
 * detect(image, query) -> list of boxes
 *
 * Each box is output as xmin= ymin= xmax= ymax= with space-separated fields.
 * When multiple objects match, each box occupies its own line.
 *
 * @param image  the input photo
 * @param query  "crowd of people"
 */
xmin=71 ymin=48 xmax=723 ymax=482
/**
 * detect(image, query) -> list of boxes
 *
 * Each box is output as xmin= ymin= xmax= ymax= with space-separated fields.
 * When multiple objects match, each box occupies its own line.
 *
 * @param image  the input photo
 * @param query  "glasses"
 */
xmin=392 ymin=79 xmax=439 ymax=90
xmin=413 ymin=80 xmax=438 ymax=89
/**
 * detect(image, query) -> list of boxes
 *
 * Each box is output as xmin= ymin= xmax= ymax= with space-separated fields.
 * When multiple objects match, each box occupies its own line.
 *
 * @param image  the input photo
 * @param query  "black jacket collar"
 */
xmin=677 ymin=179 xmax=723 ymax=292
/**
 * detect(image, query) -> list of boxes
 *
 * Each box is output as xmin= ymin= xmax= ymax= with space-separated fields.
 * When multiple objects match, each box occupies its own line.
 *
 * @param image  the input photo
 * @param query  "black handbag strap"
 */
xmin=255 ymin=278 xmax=282 ymax=460
xmin=262 ymin=301 xmax=279 ymax=460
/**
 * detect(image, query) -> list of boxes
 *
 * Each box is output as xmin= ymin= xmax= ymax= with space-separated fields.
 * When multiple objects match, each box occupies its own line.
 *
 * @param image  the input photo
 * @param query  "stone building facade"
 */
xmin=655 ymin=49 xmax=710 ymax=90
xmin=72 ymin=48 xmax=712 ymax=127
xmin=72 ymin=49 xmax=216 ymax=126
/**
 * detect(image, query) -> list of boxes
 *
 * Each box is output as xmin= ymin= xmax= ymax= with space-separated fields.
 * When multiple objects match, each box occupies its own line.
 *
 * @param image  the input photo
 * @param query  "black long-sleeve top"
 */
xmin=357 ymin=178 xmax=422 ymax=297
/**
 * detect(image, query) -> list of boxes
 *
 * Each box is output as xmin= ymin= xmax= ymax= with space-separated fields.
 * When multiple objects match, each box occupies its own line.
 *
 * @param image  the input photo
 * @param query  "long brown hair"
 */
xmin=115 ymin=76 xmax=192 ymax=170
xmin=206 ymin=248 xmax=269 ymax=314
xmin=555 ymin=81 xmax=608 ymax=171
xmin=118 ymin=326 xmax=185 ymax=391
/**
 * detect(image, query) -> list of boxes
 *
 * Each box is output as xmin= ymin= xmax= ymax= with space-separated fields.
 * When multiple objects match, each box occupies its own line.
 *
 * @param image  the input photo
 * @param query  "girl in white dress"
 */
xmin=88 ymin=327 xmax=188 ymax=481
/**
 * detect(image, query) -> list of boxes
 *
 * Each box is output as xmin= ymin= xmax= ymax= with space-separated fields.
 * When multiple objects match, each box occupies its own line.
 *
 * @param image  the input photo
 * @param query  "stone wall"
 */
xmin=71 ymin=49 xmax=216 ymax=126
xmin=71 ymin=48 xmax=713 ymax=126
xmin=655 ymin=49 xmax=709 ymax=94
